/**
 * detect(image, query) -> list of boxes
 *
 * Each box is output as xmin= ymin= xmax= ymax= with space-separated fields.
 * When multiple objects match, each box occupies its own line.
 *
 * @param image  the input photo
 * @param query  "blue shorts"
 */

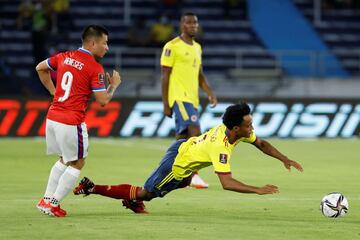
xmin=172 ymin=101 xmax=200 ymax=135
xmin=144 ymin=139 xmax=187 ymax=197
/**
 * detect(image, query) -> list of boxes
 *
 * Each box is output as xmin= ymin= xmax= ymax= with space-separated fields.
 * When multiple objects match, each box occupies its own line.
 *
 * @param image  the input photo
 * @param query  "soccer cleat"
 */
xmin=48 ymin=205 xmax=67 ymax=217
xmin=36 ymin=199 xmax=51 ymax=214
xmin=73 ymin=177 xmax=95 ymax=196
xmin=122 ymin=200 xmax=148 ymax=214
xmin=190 ymin=173 xmax=209 ymax=189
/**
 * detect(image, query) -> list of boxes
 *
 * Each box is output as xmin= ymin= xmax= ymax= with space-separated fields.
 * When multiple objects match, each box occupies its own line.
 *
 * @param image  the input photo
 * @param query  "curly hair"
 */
xmin=222 ymin=102 xmax=251 ymax=129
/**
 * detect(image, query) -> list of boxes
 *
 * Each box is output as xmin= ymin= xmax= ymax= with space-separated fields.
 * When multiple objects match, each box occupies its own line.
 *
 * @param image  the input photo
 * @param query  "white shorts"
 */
xmin=46 ymin=119 xmax=89 ymax=163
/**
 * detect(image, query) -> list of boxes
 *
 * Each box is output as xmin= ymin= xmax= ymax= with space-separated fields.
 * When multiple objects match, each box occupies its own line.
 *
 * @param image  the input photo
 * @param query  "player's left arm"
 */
xmin=35 ymin=60 xmax=56 ymax=96
xmin=93 ymin=70 xmax=121 ymax=107
xmin=252 ymin=137 xmax=304 ymax=172
xmin=199 ymin=66 xmax=217 ymax=107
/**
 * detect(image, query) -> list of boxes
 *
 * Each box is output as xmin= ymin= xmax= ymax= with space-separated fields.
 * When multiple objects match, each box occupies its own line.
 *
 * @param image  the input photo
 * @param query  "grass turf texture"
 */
xmin=0 ymin=138 xmax=359 ymax=239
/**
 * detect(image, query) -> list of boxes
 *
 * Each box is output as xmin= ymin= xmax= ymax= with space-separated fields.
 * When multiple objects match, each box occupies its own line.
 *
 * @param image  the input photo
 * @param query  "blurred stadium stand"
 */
xmin=1 ymin=0 xmax=360 ymax=98
xmin=294 ymin=0 xmax=360 ymax=75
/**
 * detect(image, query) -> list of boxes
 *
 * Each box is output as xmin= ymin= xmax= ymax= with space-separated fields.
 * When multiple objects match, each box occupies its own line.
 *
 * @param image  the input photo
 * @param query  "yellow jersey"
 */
xmin=172 ymin=124 xmax=257 ymax=180
xmin=160 ymin=37 xmax=202 ymax=108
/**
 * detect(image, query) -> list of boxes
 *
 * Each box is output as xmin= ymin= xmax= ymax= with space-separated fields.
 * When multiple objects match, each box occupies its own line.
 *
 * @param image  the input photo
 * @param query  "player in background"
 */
xmin=35 ymin=25 xmax=122 ymax=217
xmin=73 ymin=102 xmax=303 ymax=214
xmin=161 ymin=12 xmax=217 ymax=188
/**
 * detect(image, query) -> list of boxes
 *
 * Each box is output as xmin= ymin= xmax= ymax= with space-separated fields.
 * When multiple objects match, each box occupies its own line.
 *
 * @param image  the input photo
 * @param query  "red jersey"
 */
xmin=46 ymin=48 xmax=106 ymax=125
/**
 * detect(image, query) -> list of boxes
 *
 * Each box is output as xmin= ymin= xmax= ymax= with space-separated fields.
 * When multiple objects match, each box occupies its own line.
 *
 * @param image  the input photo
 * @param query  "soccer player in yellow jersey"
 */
xmin=74 ymin=103 xmax=304 ymax=214
xmin=161 ymin=12 xmax=217 ymax=188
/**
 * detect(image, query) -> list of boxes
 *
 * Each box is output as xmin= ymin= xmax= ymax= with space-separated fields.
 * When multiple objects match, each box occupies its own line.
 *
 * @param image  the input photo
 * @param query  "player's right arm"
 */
xmin=210 ymin=145 xmax=278 ymax=195
xmin=93 ymin=70 xmax=121 ymax=106
xmin=161 ymin=66 xmax=172 ymax=117
xmin=160 ymin=42 xmax=175 ymax=118
xmin=217 ymin=173 xmax=279 ymax=195
xmin=35 ymin=60 xmax=56 ymax=96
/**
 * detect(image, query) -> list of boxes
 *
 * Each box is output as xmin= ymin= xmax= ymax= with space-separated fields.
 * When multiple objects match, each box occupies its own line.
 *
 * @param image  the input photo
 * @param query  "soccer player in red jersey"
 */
xmin=35 ymin=25 xmax=122 ymax=217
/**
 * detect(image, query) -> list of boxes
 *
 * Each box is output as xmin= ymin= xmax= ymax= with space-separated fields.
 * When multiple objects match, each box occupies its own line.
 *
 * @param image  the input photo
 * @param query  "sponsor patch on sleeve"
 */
xmin=219 ymin=153 xmax=228 ymax=164
xmin=165 ymin=48 xmax=171 ymax=57
xmin=98 ymin=73 xmax=105 ymax=84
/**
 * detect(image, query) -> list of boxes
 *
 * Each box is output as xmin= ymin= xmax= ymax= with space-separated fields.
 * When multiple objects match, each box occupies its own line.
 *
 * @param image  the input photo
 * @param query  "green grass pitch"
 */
xmin=0 ymin=138 xmax=359 ymax=239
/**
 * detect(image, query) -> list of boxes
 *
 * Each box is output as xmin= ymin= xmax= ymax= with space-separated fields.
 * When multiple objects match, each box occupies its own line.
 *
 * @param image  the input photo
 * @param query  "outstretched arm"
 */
xmin=199 ymin=66 xmax=217 ymax=107
xmin=217 ymin=173 xmax=279 ymax=195
xmin=252 ymin=137 xmax=304 ymax=172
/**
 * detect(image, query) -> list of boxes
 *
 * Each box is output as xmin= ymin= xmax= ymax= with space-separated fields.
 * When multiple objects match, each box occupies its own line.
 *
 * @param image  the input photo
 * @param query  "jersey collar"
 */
xmin=179 ymin=36 xmax=194 ymax=46
xmin=78 ymin=47 xmax=93 ymax=56
xmin=225 ymin=127 xmax=239 ymax=145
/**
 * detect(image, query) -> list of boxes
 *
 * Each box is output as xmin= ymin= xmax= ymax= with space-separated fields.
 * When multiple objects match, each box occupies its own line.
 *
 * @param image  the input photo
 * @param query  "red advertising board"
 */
xmin=0 ymin=98 xmax=359 ymax=138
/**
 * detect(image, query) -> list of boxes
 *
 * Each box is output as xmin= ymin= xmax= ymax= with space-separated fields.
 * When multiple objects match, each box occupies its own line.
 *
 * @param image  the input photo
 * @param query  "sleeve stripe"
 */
xmin=46 ymin=58 xmax=56 ymax=71
xmin=215 ymin=171 xmax=231 ymax=175
xmin=92 ymin=87 xmax=106 ymax=92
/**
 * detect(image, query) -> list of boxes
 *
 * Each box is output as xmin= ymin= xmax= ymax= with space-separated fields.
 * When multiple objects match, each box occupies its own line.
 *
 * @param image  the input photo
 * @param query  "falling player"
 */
xmin=74 ymin=103 xmax=303 ymax=214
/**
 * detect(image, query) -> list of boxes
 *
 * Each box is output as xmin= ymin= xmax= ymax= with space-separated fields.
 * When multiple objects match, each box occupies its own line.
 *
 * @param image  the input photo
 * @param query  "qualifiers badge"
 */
xmin=165 ymin=48 xmax=171 ymax=56
xmin=219 ymin=153 xmax=228 ymax=164
xmin=98 ymin=73 xmax=105 ymax=84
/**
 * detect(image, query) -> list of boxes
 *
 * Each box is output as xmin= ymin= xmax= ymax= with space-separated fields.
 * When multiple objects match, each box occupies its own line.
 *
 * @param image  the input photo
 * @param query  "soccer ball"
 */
xmin=320 ymin=192 xmax=349 ymax=218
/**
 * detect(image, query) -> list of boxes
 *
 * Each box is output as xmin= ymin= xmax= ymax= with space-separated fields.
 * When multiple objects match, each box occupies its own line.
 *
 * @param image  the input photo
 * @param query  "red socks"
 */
xmin=93 ymin=184 xmax=141 ymax=200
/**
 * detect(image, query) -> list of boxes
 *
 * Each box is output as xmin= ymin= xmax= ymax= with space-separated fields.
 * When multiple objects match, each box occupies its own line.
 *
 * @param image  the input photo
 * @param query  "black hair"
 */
xmin=181 ymin=12 xmax=197 ymax=21
xmin=222 ymin=102 xmax=251 ymax=129
xmin=81 ymin=25 xmax=108 ymax=43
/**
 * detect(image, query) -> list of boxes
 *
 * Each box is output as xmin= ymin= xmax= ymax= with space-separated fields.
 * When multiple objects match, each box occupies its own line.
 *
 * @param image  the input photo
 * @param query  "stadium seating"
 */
xmin=294 ymin=0 xmax=360 ymax=75
xmin=0 ymin=0 xmax=277 ymax=81
xmin=0 ymin=0 xmax=358 ymax=96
